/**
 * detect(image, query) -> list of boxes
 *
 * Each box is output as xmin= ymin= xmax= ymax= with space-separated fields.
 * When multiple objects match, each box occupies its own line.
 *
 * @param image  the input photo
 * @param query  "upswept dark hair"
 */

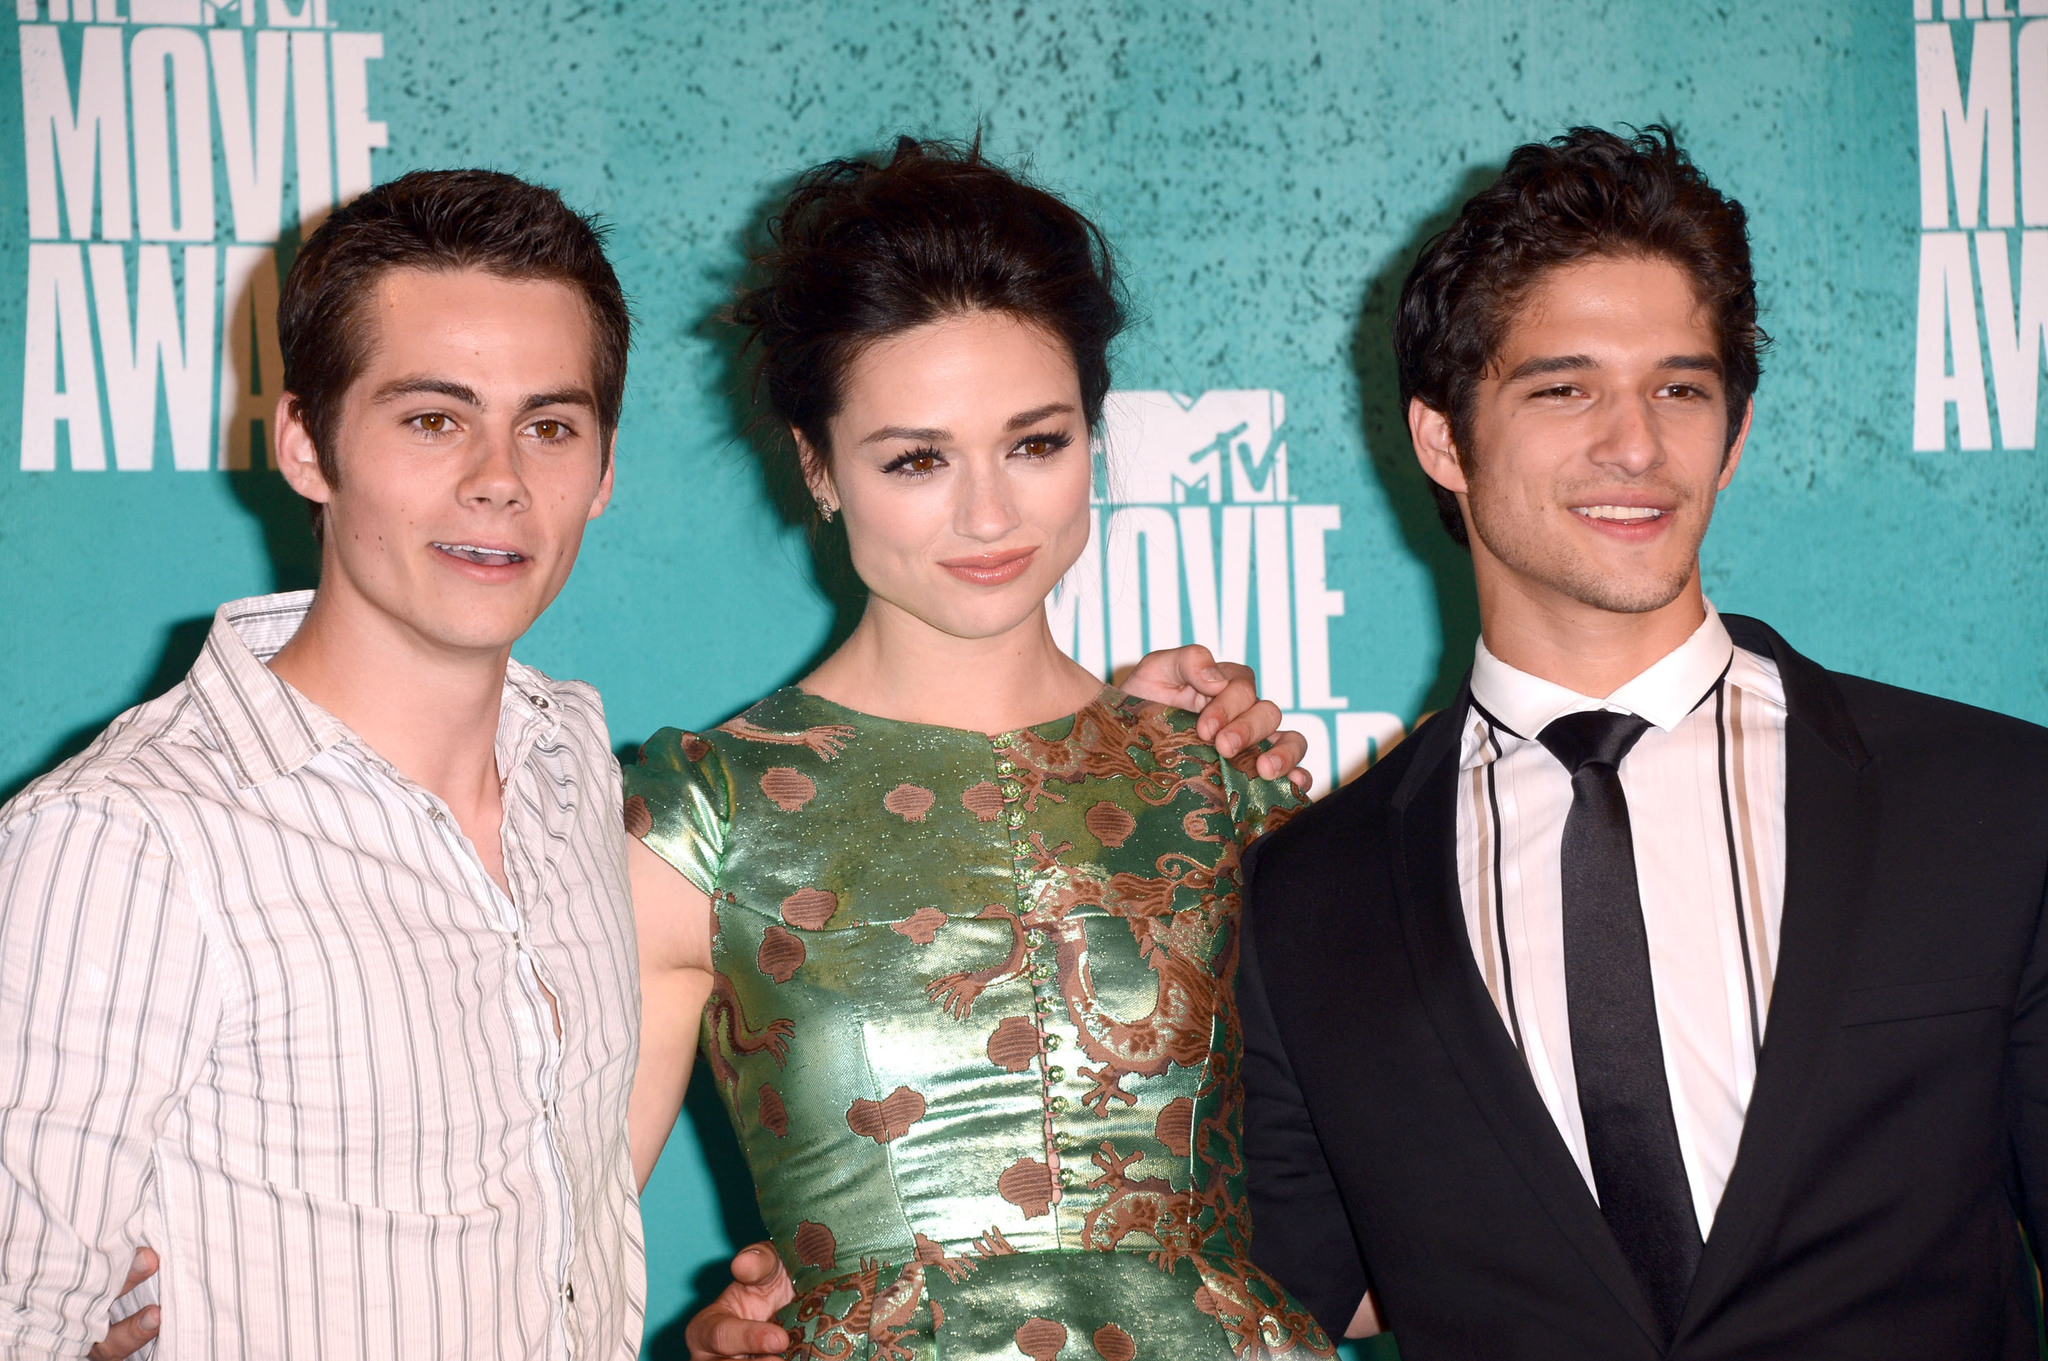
xmin=278 ymin=168 xmax=631 ymax=529
xmin=1394 ymin=125 xmax=1769 ymax=546
xmin=730 ymin=136 xmax=1126 ymax=499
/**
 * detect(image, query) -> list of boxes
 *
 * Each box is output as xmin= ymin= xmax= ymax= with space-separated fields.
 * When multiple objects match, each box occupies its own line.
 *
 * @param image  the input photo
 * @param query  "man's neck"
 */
xmin=802 ymin=599 xmax=1103 ymax=734
xmin=266 ymin=586 xmax=509 ymax=813
xmin=1476 ymin=570 xmax=1709 ymax=700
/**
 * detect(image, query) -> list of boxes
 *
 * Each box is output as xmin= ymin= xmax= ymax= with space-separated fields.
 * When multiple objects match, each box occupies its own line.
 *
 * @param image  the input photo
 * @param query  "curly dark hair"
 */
xmin=1393 ymin=125 xmax=1769 ymax=547
xmin=729 ymin=136 xmax=1125 ymax=502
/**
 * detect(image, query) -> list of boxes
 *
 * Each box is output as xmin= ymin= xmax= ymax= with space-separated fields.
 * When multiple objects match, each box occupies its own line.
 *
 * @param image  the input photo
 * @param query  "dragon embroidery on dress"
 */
xmin=700 ymin=902 xmax=795 ymax=1100
xmin=923 ymin=863 xmax=1228 ymax=1115
xmin=717 ymin=716 xmax=857 ymax=761
xmin=1078 ymin=1135 xmax=1333 ymax=1358
xmin=786 ymin=1226 xmax=1026 ymax=1361
xmin=783 ymin=1258 xmax=922 ymax=1361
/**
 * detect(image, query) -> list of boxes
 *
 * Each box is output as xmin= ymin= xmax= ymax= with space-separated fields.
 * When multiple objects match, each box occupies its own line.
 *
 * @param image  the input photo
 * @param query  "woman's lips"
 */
xmin=939 ymin=547 xmax=1038 ymax=586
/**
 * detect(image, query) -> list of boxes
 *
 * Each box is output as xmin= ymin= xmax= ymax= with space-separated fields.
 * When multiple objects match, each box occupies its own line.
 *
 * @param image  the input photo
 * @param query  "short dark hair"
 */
xmin=730 ymin=136 xmax=1125 ymax=499
xmin=1393 ymin=125 xmax=1768 ymax=546
xmin=278 ymin=168 xmax=631 ymax=529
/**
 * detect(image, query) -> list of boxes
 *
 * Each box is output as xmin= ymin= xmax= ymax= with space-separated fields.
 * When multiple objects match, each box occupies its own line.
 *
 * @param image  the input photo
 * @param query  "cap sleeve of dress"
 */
xmin=622 ymin=727 xmax=731 ymax=898
xmin=1221 ymin=742 xmax=1306 ymax=850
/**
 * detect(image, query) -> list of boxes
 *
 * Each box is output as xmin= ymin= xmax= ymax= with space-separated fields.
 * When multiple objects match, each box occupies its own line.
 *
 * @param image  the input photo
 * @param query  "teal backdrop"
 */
xmin=3 ymin=1 xmax=2044 ymax=1355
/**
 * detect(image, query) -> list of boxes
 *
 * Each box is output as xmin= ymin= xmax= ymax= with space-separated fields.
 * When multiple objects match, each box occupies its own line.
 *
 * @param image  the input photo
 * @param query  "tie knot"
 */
xmin=1537 ymin=708 xmax=1652 ymax=774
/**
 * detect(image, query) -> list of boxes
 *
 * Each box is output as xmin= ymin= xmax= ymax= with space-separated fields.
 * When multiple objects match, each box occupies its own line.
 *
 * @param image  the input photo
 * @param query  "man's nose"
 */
xmin=1587 ymin=394 xmax=1664 ymax=476
xmin=460 ymin=428 xmax=529 ymax=507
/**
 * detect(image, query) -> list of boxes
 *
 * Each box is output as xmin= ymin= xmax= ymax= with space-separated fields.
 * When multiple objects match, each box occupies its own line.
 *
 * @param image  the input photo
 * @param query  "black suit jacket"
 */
xmin=1239 ymin=615 xmax=2048 ymax=1359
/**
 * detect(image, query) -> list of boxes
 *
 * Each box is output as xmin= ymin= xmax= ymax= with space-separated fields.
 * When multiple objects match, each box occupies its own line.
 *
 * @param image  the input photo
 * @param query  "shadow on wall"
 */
xmin=2 ymin=264 xmax=320 ymax=808
xmin=1351 ymin=164 xmax=1502 ymax=721
xmin=643 ymin=1070 xmax=772 ymax=1359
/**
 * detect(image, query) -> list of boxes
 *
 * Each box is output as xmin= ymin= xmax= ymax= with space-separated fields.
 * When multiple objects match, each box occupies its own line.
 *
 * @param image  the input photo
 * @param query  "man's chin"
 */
xmin=1556 ymin=565 xmax=1696 ymax=616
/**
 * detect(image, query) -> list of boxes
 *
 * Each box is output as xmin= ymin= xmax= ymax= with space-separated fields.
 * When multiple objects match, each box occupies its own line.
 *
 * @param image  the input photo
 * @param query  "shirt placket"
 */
xmin=409 ymin=695 xmax=578 ymax=1358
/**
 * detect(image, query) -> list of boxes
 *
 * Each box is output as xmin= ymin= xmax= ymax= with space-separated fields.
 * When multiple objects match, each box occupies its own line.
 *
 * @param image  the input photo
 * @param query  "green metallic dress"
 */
xmin=624 ymin=685 xmax=1334 ymax=1361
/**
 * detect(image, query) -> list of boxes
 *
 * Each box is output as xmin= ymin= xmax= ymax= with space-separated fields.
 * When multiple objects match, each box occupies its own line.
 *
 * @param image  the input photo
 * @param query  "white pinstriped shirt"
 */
xmin=1456 ymin=604 xmax=1788 ymax=1237
xmin=0 ymin=593 xmax=644 ymax=1359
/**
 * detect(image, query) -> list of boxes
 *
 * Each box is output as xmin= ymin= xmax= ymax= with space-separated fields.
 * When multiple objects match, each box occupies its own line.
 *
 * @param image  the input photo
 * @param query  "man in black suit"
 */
xmin=1241 ymin=125 xmax=2048 ymax=1359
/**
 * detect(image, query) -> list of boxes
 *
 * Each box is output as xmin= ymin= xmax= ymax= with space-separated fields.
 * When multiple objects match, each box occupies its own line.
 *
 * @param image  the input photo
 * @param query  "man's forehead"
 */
xmin=356 ymin=266 xmax=598 ymax=390
xmin=1494 ymin=258 xmax=1715 ymax=361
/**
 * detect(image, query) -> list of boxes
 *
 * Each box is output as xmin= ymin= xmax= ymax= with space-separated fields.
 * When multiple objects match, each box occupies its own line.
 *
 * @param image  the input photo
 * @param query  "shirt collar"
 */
xmin=186 ymin=592 xmax=347 ymax=788
xmin=187 ymin=591 xmax=564 ymax=790
xmin=1468 ymin=601 xmax=1736 ymax=746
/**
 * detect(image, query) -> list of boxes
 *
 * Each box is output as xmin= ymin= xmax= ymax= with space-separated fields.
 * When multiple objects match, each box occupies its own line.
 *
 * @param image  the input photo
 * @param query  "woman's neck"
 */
xmin=800 ymin=597 xmax=1104 ymax=734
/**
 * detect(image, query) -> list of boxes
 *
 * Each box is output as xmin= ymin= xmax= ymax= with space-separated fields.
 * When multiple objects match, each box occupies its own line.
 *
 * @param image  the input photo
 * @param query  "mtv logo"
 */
xmin=1096 ymin=390 xmax=1288 ymax=504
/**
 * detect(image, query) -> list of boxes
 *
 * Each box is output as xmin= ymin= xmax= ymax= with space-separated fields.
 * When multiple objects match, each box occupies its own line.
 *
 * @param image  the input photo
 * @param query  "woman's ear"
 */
xmin=794 ymin=428 xmax=837 ymax=516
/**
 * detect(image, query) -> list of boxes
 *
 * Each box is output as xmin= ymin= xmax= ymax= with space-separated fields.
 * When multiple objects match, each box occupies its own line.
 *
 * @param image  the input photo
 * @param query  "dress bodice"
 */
xmin=626 ymin=687 xmax=1332 ymax=1360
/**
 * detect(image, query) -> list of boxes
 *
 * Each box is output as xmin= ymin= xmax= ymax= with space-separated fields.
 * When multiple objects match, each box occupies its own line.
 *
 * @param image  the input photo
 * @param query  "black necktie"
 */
xmin=1537 ymin=709 xmax=1702 ymax=1340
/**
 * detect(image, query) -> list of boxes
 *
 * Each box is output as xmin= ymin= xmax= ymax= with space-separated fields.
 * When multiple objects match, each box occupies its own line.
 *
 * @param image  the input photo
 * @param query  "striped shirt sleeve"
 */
xmin=0 ymin=791 xmax=222 ymax=1357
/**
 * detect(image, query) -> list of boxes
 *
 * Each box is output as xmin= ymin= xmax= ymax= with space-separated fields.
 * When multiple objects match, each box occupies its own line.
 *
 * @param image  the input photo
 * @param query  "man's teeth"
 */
xmin=1573 ymin=505 xmax=1665 ymax=522
xmin=435 ymin=542 xmax=525 ymax=565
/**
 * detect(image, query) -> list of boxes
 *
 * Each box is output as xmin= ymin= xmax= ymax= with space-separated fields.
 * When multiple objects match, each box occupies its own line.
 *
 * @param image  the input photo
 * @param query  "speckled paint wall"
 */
xmin=2 ymin=1 xmax=2040 ymax=1353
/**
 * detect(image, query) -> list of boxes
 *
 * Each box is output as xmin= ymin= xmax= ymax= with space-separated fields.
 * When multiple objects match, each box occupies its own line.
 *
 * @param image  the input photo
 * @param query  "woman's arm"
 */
xmin=627 ymin=836 xmax=717 ymax=1190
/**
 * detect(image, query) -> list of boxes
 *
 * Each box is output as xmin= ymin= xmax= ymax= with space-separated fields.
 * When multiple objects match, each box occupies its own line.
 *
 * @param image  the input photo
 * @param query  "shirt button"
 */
xmin=530 ymin=694 xmax=551 ymax=709
xmin=428 ymin=808 xmax=446 ymax=823
xmin=562 ymin=1279 xmax=575 ymax=1302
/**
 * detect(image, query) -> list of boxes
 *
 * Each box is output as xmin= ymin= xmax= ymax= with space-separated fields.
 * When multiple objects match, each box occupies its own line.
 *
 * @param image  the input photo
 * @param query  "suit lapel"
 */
xmin=1390 ymin=687 xmax=1670 ymax=1350
xmin=1675 ymin=615 xmax=1877 ymax=1338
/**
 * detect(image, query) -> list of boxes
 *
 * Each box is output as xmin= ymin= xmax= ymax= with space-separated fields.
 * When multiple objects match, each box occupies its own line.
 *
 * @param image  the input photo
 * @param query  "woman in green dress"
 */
xmin=623 ymin=140 xmax=1340 ymax=1361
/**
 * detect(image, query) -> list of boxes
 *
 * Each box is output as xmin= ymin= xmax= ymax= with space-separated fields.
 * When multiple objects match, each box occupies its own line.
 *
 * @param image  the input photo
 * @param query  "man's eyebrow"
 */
xmin=1501 ymin=353 xmax=1725 ymax=383
xmin=1005 ymin=402 xmax=1076 ymax=430
xmin=1656 ymin=353 xmax=1724 ymax=375
xmin=519 ymin=388 xmax=598 ymax=414
xmin=370 ymin=377 xmax=483 ymax=406
xmin=1502 ymin=354 xmax=1599 ymax=383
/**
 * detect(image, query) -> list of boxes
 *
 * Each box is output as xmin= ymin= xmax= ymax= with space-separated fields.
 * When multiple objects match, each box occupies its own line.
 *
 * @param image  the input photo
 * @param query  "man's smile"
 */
xmin=432 ymin=541 xmax=527 ymax=568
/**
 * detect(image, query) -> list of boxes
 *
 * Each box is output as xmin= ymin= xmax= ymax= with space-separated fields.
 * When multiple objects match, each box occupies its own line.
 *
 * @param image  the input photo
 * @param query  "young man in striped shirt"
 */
xmin=0 ymin=169 xmax=1302 ymax=1360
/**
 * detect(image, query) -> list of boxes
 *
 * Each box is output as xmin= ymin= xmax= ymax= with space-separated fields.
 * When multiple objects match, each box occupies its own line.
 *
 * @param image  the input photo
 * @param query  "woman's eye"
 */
xmin=1018 ymin=436 xmax=1061 ymax=458
xmin=884 ymin=448 xmax=945 ymax=476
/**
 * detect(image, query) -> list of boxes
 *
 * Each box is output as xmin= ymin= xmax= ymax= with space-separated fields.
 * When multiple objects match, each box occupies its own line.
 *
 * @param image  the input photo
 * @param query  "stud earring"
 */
xmin=815 ymin=499 xmax=836 ymax=523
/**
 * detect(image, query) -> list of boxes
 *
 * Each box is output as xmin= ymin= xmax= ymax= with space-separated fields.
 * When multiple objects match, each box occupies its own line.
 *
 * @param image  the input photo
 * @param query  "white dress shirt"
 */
xmin=0 ymin=593 xmax=644 ymax=1358
xmin=1456 ymin=603 xmax=1788 ymax=1236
